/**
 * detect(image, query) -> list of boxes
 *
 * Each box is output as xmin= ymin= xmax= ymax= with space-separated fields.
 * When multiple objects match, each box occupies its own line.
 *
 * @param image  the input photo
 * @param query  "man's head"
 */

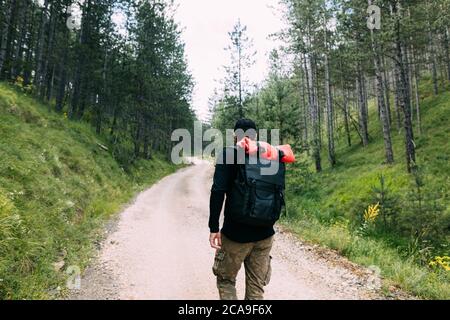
xmin=234 ymin=119 xmax=257 ymax=141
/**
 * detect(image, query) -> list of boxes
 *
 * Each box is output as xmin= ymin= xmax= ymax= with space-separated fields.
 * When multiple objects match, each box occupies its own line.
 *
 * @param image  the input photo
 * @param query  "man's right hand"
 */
xmin=209 ymin=232 xmax=222 ymax=250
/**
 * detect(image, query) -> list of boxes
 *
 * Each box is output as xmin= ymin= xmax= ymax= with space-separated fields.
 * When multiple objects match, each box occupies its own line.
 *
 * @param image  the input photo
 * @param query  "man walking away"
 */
xmin=208 ymin=119 xmax=295 ymax=300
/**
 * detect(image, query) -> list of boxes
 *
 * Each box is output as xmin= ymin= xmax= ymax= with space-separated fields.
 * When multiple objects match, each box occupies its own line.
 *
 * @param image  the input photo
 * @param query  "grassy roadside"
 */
xmin=282 ymin=78 xmax=450 ymax=300
xmin=280 ymin=218 xmax=448 ymax=299
xmin=0 ymin=83 xmax=179 ymax=299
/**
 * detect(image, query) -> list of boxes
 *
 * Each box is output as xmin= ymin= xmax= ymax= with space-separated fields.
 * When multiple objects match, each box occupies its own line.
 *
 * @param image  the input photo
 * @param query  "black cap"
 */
xmin=234 ymin=119 xmax=257 ymax=132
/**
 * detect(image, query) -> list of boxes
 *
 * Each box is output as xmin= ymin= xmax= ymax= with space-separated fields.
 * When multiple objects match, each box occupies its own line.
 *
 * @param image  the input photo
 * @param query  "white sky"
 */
xmin=173 ymin=0 xmax=286 ymax=121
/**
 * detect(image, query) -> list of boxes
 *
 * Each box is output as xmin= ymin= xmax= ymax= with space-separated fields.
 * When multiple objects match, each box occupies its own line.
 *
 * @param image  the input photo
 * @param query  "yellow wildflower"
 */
xmin=364 ymin=203 xmax=380 ymax=223
xmin=429 ymin=256 xmax=450 ymax=271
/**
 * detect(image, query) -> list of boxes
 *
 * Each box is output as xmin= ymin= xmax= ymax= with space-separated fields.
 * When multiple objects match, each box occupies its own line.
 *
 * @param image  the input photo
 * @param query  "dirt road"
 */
xmin=69 ymin=161 xmax=385 ymax=300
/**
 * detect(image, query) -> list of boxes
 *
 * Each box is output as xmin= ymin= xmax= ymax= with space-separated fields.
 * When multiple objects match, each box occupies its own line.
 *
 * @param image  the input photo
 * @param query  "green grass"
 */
xmin=0 ymin=83 xmax=178 ymax=299
xmin=283 ymin=78 xmax=450 ymax=300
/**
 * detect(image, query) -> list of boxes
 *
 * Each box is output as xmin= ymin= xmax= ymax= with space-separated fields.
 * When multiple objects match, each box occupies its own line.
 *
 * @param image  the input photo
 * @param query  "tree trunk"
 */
xmin=12 ymin=0 xmax=29 ymax=79
xmin=55 ymin=65 xmax=67 ymax=113
xmin=323 ymin=18 xmax=335 ymax=166
xmin=134 ymin=113 xmax=142 ymax=158
xmin=304 ymin=52 xmax=321 ymax=172
xmin=55 ymin=17 xmax=70 ymax=113
xmin=405 ymin=46 xmax=414 ymax=123
xmin=1 ymin=0 xmax=18 ymax=80
xmin=393 ymin=64 xmax=403 ymax=131
xmin=299 ymin=65 xmax=309 ymax=149
xmin=343 ymin=89 xmax=351 ymax=147
xmin=0 ymin=0 xmax=9 ymax=75
xmin=238 ymin=37 xmax=243 ymax=118
xmin=313 ymin=56 xmax=322 ymax=151
xmin=339 ymin=56 xmax=352 ymax=148
xmin=110 ymin=105 xmax=118 ymax=137
xmin=40 ymin=1 xmax=57 ymax=100
xmin=34 ymin=0 xmax=49 ymax=88
xmin=428 ymin=30 xmax=439 ymax=95
xmin=23 ymin=1 xmax=35 ymax=86
xmin=324 ymin=51 xmax=336 ymax=166
xmin=45 ymin=66 xmax=55 ymax=102
xmin=393 ymin=3 xmax=416 ymax=173
xmin=143 ymin=119 xmax=151 ymax=159
xmin=356 ymin=63 xmax=369 ymax=147
xmin=382 ymin=55 xmax=392 ymax=127
xmin=369 ymin=2 xmax=394 ymax=164
xmin=444 ymin=27 xmax=450 ymax=81
xmin=71 ymin=0 xmax=90 ymax=118
xmin=410 ymin=44 xmax=422 ymax=135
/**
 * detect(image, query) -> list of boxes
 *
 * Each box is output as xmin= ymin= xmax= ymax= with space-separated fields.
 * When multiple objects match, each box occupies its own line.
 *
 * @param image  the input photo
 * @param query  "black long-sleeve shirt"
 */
xmin=209 ymin=148 xmax=275 ymax=243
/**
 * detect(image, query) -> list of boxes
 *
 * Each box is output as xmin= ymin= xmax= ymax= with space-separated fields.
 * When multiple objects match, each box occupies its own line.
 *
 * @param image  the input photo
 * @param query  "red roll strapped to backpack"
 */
xmin=236 ymin=137 xmax=296 ymax=163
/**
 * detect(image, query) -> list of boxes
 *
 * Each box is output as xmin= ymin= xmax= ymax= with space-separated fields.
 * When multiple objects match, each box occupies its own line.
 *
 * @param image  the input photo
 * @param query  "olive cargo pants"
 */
xmin=212 ymin=234 xmax=273 ymax=300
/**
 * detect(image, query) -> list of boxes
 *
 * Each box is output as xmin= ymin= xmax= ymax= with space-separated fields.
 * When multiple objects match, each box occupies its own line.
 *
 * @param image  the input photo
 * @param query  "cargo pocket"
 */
xmin=264 ymin=256 xmax=272 ymax=286
xmin=212 ymin=249 xmax=225 ymax=277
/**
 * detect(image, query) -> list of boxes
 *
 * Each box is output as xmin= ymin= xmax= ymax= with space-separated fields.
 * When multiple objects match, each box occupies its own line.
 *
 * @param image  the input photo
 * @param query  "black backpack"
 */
xmin=225 ymin=146 xmax=286 ymax=227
